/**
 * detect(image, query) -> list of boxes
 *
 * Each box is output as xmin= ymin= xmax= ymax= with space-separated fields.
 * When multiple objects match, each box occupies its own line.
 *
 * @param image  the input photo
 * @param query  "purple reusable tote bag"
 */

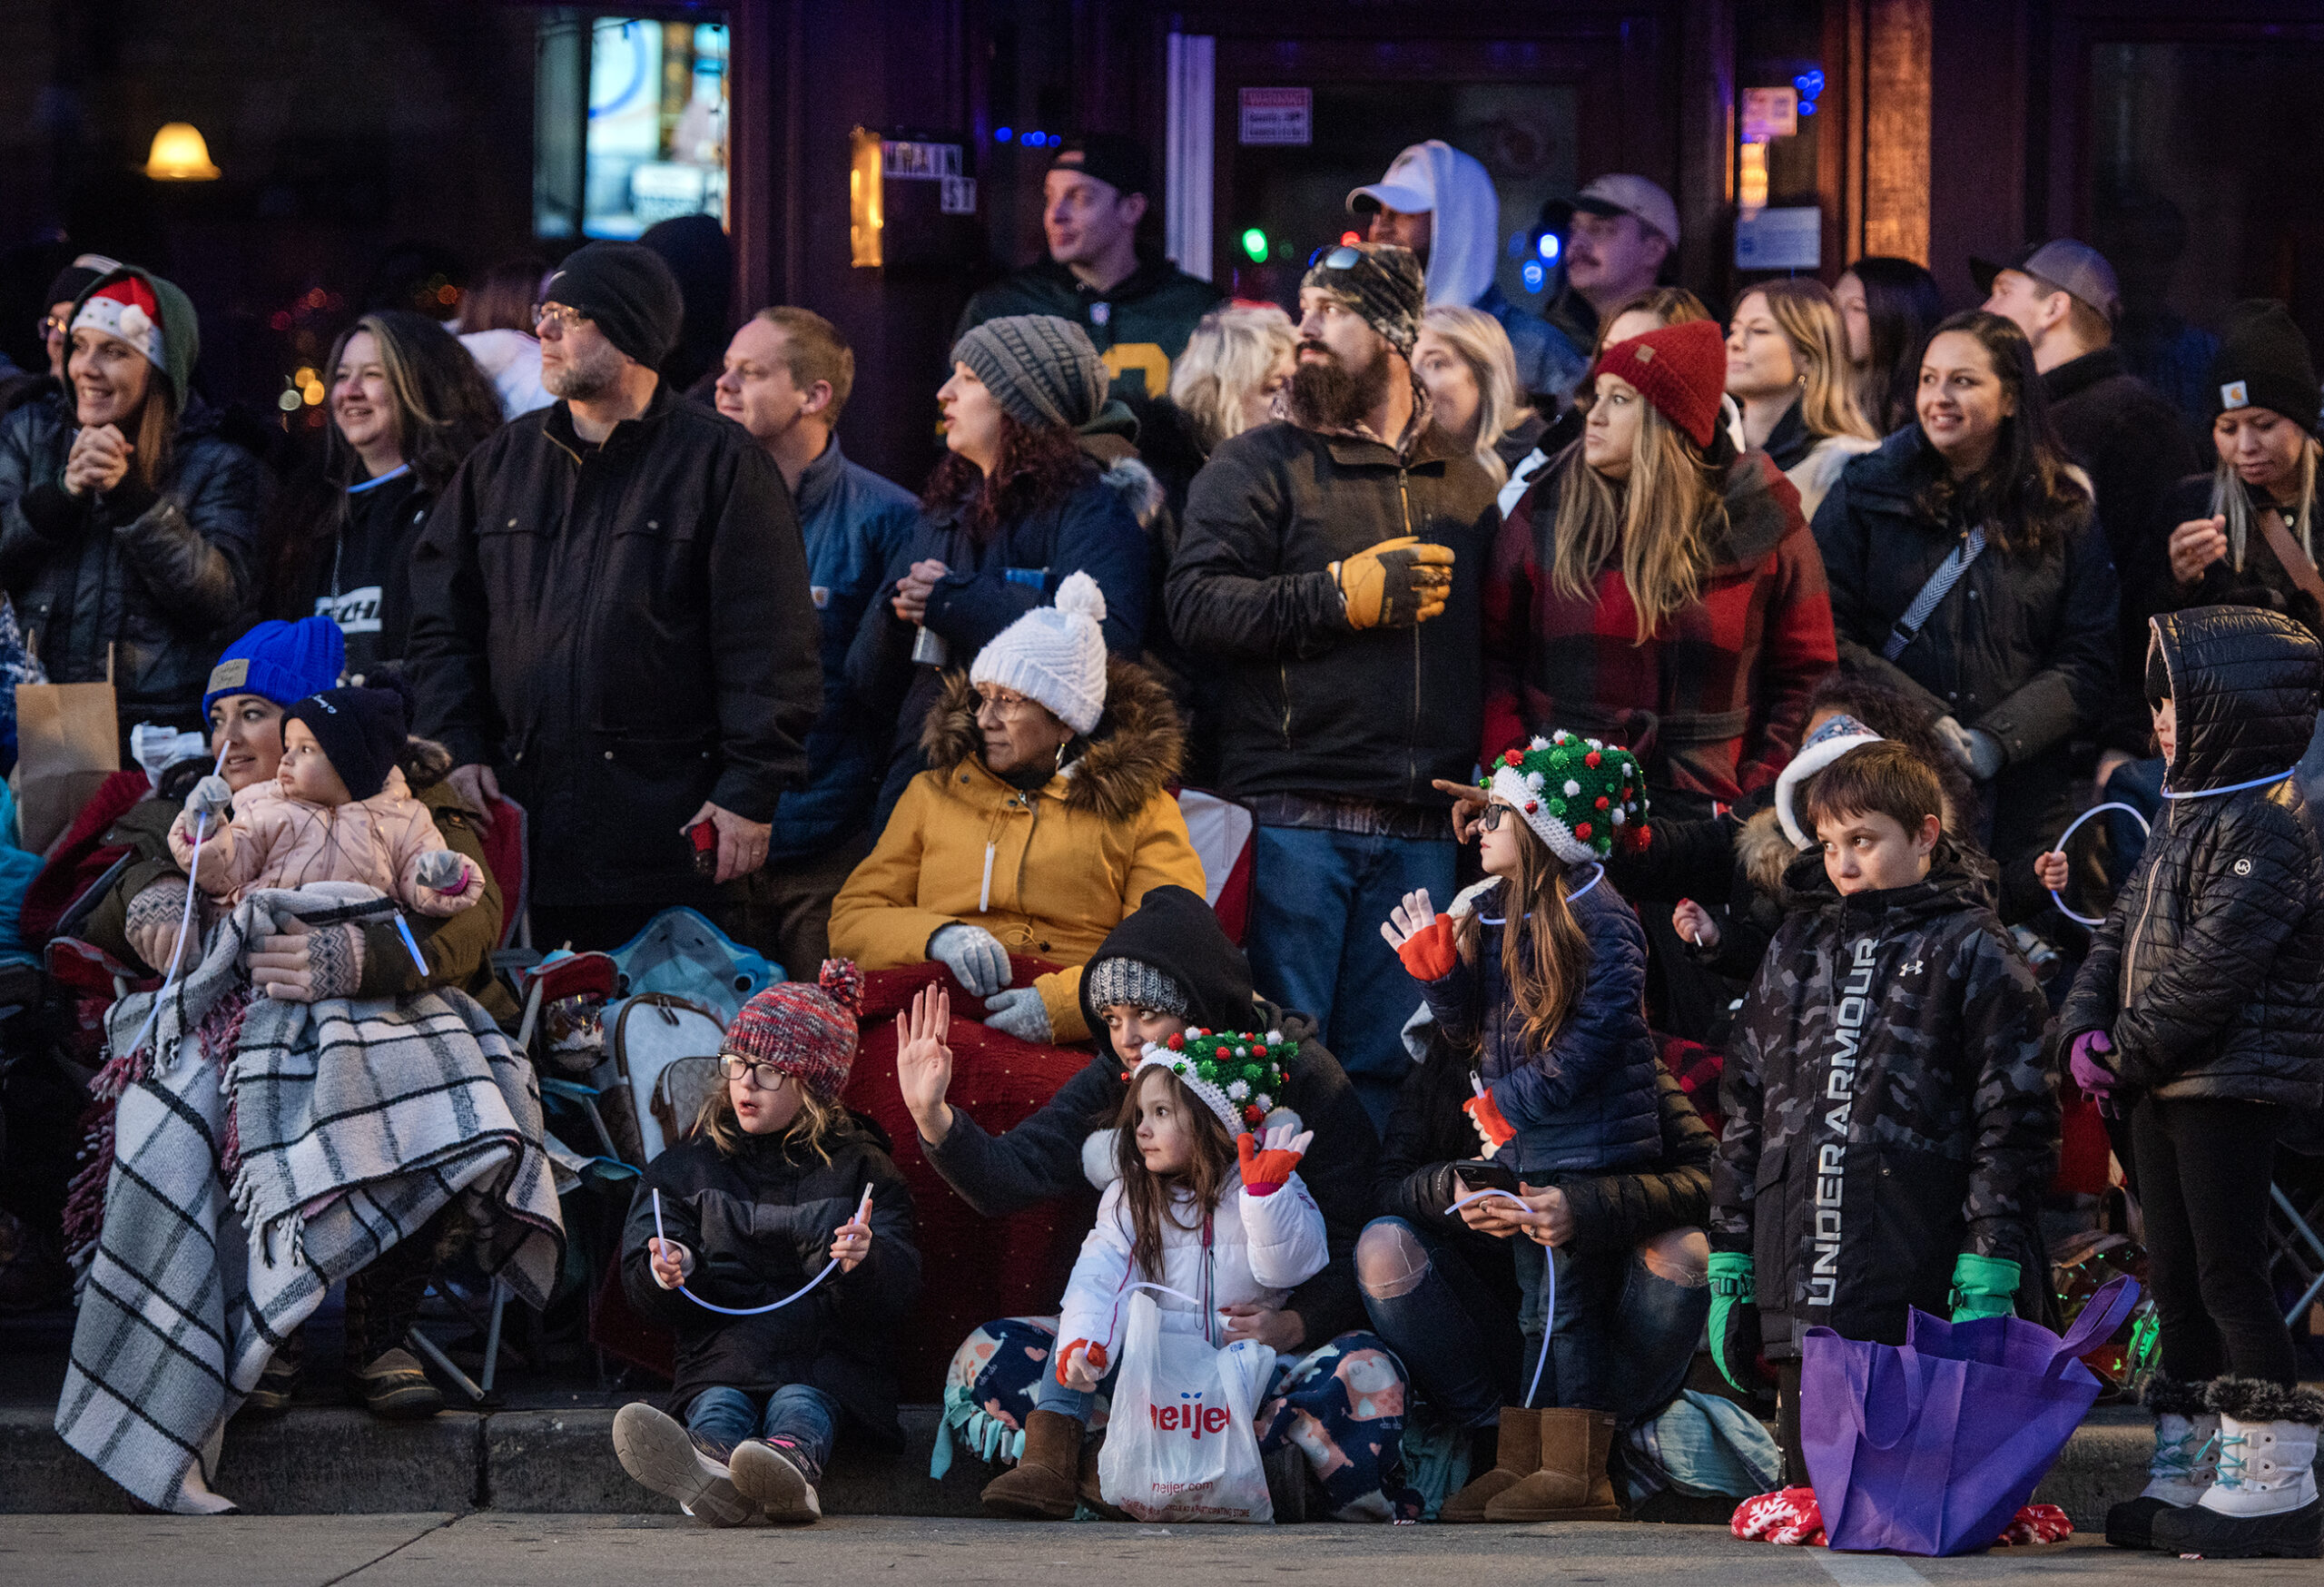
xmin=1800 ymin=1273 xmax=2140 ymax=1555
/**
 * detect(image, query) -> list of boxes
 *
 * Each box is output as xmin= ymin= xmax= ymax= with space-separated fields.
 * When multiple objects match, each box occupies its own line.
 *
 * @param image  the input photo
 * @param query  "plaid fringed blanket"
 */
xmin=56 ymin=882 xmax=563 ymax=1513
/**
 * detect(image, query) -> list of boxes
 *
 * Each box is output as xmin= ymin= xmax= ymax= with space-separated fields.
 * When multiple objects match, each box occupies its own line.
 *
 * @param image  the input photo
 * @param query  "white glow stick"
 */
xmin=1444 ymin=1187 xmax=1557 ymax=1406
xmin=128 ymin=743 xmax=231 ymax=1060
xmin=650 ymin=1184 xmax=872 ymax=1316
xmin=2045 ymin=801 xmax=2152 ymax=927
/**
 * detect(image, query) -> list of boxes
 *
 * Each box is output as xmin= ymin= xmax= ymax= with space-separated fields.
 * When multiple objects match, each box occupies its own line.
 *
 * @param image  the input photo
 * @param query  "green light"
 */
xmin=1240 ymin=228 xmax=1268 ymax=263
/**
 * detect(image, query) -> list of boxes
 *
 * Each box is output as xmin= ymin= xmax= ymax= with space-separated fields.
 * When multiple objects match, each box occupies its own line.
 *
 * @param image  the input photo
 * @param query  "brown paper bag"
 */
xmin=13 ymin=643 xmax=120 ymax=855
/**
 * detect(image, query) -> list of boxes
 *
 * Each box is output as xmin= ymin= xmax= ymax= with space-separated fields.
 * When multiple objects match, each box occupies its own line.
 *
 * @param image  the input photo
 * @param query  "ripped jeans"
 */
xmin=1355 ymin=1215 xmax=1709 ymax=1429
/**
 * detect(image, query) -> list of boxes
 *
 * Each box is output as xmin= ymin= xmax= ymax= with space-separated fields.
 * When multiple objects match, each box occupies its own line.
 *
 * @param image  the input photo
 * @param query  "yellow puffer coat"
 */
xmin=829 ymin=658 xmax=1203 ymax=1042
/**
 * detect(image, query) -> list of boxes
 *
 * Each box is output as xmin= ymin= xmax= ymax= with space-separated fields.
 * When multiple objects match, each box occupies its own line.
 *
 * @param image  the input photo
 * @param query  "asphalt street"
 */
xmin=2 ymin=1513 xmax=2316 ymax=1587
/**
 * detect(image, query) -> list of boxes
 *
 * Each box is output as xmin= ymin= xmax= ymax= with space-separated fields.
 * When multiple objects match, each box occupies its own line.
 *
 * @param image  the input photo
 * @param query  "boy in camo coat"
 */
xmin=1706 ymin=734 xmax=2057 ymax=1484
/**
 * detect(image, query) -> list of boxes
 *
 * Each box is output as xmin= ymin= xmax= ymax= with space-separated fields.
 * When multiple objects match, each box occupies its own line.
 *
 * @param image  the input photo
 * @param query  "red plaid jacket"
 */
xmin=1481 ymin=449 xmax=1836 ymax=802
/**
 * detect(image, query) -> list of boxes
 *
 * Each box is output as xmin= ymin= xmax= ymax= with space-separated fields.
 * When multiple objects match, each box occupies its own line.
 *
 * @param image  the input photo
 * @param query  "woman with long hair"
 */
xmin=1414 ymin=304 xmax=1531 ymax=486
xmin=1835 ymin=256 xmax=1945 ymax=434
xmin=848 ymin=314 xmax=1152 ymax=826
xmin=264 ymin=310 xmax=502 ymax=682
xmin=1726 ymin=279 xmax=1879 ymax=518
xmin=1814 ymin=309 xmax=2116 ymax=873
xmin=1166 ymin=301 xmax=1296 ymax=458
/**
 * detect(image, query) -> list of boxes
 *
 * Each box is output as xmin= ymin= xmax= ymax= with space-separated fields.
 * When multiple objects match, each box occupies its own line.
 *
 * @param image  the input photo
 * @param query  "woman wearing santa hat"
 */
xmin=0 ymin=264 xmax=264 ymax=743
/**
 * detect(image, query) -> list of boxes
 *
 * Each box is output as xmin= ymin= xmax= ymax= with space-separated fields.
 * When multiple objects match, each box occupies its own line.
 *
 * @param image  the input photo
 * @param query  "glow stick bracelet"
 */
xmin=2045 ymin=801 xmax=2152 ymax=927
xmin=1444 ymin=1188 xmax=1555 ymax=1405
xmin=650 ymin=1184 xmax=872 ymax=1316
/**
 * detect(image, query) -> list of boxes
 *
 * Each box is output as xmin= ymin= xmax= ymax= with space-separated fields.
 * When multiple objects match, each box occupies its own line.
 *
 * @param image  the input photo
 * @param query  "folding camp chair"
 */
xmin=2265 ymin=1114 xmax=2324 ymax=1339
xmin=1173 ymin=786 xmax=1256 ymax=945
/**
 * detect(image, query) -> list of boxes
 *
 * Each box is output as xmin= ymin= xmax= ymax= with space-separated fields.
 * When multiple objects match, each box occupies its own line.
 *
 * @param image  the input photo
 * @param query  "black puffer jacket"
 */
xmin=2060 ymin=606 xmax=2324 ymax=1110
xmin=0 ymin=393 xmax=262 ymax=729
xmin=622 ymin=1112 xmax=921 ymax=1443
xmin=1712 ymin=844 xmax=2056 ymax=1355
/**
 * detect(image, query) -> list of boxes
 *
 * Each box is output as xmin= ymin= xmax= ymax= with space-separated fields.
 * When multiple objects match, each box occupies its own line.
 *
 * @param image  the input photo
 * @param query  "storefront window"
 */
xmin=536 ymin=11 xmax=728 ymax=240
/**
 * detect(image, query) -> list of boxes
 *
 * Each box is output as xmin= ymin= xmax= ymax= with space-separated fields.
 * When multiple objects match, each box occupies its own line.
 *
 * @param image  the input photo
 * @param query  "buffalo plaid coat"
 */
xmin=1481 ymin=448 xmax=1837 ymax=802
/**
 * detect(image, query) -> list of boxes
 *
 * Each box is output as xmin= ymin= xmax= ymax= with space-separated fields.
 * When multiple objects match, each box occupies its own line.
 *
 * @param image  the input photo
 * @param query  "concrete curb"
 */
xmin=0 ymin=1403 xmax=2150 ymax=1524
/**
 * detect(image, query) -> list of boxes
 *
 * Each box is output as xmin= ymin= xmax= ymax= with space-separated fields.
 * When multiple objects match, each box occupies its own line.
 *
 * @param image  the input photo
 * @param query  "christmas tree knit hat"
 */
xmin=1135 ymin=1028 xmax=1298 ymax=1137
xmin=1484 ymin=732 xmax=1650 ymax=864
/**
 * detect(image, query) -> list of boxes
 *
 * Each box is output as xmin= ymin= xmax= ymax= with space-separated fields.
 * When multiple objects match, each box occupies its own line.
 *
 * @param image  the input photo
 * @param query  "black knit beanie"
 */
xmin=2207 ymin=300 xmax=2320 ymax=433
xmin=1300 ymin=242 xmax=1426 ymax=358
xmin=283 ymin=685 xmax=408 ymax=801
xmin=541 ymin=242 xmax=684 ymax=371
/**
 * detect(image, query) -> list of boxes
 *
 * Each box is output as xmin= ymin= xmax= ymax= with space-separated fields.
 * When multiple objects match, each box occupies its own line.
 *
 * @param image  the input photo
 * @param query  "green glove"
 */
xmin=1708 ymin=1252 xmax=1763 ymax=1392
xmin=1949 ymin=1252 xmax=2020 ymax=1322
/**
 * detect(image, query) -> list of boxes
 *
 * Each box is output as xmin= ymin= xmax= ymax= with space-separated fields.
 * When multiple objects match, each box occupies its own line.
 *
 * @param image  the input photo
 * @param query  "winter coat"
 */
xmin=1417 ymin=872 xmax=1660 ymax=1177
xmin=1165 ymin=419 xmax=1500 ymax=809
xmin=1758 ymin=396 xmax=1879 ymax=523
xmin=620 ymin=1113 xmax=921 ymax=1444
xmin=1812 ymin=426 xmax=2119 ymax=778
xmin=2059 ymin=606 xmax=2324 ymax=1110
xmin=269 ymin=465 xmax=438 ymax=682
xmin=2154 ymin=472 xmax=2324 ymax=643
xmin=1056 ymin=1165 xmax=1328 ymax=1369
xmin=1377 ymin=1047 xmax=1714 ymax=1254
xmin=1482 ymin=448 xmax=1836 ymax=803
xmin=77 ymin=740 xmax=511 ymax=1017
xmin=848 ymin=457 xmax=1152 ymax=824
xmin=407 ymin=383 xmax=822 ymax=909
xmin=773 ymin=438 xmax=920 ymax=862
xmin=1710 ymin=844 xmax=2057 ymax=1355
xmin=2043 ymin=347 xmax=2202 ymax=676
xmin=922 ymin=997 xmax=1381 ymax=1349
xmin=172 ymin=766 xmax=474 ymax=917
xmin=0 ymin=393 xmax=263 ymax=731
xmin=826 ymin=657 xmax=1201 ymax=1045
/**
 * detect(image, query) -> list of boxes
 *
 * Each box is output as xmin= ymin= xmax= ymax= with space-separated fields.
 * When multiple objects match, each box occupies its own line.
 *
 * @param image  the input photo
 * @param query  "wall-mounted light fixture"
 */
xmin=143 ymin=123 xmax=221 ymax=182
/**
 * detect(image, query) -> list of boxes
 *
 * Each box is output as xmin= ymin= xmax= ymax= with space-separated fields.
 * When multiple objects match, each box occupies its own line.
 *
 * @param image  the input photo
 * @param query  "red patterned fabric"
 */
xmin=1731 ymin=1486 xmax=1825 ymax=1545
xmin=841 ymin=956 xmax=1098 ymax=1398
xmin=1659 ymin=1031 xmax=1723 ymax=1137
xmin=21 ymin=768 xmax=152 ymax=942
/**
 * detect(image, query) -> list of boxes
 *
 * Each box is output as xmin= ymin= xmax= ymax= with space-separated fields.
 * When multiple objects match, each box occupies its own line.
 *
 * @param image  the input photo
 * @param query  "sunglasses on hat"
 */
xmin=1307 ymin=244 xmax=1364 ymax=271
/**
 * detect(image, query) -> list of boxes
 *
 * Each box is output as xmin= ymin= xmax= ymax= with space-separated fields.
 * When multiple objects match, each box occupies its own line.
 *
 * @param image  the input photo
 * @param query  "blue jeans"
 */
xmin=685 ymin=1384 xmax=840 ymax=1481
xmin=1246 ymin=825 xmax=1457 ymax=1129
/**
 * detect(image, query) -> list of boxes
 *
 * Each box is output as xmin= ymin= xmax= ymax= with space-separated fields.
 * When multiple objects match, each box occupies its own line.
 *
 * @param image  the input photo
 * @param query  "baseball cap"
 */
xmin=1049 ymin=133 xmax=1151 ymax=200
xmin=1347 ymin=143 xmax=1437 ymax=215
xmin=1573 ymin=174 xmax=1680 ymax=248
xmin=1970 ymin=240 xmax=2122 ymax=326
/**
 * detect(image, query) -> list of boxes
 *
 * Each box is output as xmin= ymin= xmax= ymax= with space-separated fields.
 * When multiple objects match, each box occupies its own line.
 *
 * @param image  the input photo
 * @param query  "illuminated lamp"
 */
xmin=143 ymin=123 xmax=221 ymax=182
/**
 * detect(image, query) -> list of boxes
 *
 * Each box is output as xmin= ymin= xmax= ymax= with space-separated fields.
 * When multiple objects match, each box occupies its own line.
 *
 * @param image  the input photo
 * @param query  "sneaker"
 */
xmin=731 ymin=1439 xmax=822 ymax=1523
xmin=348 ymin=1347 xmax=446 ymax=1421
xmin=613 ymin=1402 xmax=756 ymax=1526
xmin=239 ymin=1336 xmax=303 ymax=1419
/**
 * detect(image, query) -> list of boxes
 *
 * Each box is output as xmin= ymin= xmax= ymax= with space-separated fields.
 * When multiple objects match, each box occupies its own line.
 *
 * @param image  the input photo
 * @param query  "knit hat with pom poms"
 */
xmin=970 ymin=569 xmax=1110 ymax=734
xmin=1484 ymin=731 xmax=1650 ymax=865
xmin=720 ymin=960 xmax=866 ymax=1103
xmin=1135 ymin=1028 xmax=1303 ymax=1138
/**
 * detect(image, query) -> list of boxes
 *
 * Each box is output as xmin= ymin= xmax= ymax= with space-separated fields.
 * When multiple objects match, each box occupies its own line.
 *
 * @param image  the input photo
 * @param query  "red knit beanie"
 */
xmin=721 ymin=960 xmax=866 ymax=1103
xmin=1586 ymin=319 xmax=1727 ymax=449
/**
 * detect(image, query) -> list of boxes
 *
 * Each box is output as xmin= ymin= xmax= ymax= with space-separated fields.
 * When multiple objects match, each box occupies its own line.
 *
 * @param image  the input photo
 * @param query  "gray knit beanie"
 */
xmin=950 ymin=314 xmax=1108 ymax=430
xmin=1084 ymin=955 xmax=1192 ymax=1020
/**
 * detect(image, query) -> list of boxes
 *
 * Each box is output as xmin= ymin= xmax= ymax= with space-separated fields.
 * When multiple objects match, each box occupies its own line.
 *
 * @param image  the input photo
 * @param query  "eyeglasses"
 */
xmin=530 ymin=302 xmax=590 ymax=338
xmin=1307 ymin=244 xmax=1364 ymax=271
xmin=37 ymin=313 xmax=68 ymax=341
xmin=974 ymin=686 xmax=1042 ymax=716
xmin=719 ymin=1054 xmax=793 ymax=1089
xmin=1478 ymin=803 xmax=1514 ymax=832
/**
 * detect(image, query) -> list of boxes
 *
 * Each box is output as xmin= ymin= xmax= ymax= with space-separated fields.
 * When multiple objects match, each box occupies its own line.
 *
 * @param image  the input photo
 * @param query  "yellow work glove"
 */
xmin=1330 ymin=535 xmax=1455 ymax=630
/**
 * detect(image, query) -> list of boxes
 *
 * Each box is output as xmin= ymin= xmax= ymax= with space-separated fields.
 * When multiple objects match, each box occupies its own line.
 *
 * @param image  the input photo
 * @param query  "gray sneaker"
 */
xmin=731 ymin=1439 xmax=822 ymax=1523
xmin=612 ymin=1402 xmax=756 ymax=1526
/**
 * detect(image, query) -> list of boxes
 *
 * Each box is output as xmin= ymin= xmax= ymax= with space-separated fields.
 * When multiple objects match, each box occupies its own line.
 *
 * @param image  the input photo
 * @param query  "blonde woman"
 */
xmin=1166 ymin=301 xmax=1297 ymax=457
xmin=1414 ymin=303 xmax=1533 ymax=486
xmin=1481 ymin=318 xmax=1835 ymax=808
xmin=1725 ymin=279 xmax=1878 ymax=518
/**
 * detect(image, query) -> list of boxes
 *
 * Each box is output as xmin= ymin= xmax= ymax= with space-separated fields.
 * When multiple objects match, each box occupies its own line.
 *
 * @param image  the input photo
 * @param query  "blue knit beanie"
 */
xmin=202 ymin=616 xmax=346 ymax=719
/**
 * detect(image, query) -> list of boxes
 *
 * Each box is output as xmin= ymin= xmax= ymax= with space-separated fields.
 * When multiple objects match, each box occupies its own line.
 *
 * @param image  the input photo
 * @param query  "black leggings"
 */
xmin=2132 ymin=1095 xmax=2298 ymax=1388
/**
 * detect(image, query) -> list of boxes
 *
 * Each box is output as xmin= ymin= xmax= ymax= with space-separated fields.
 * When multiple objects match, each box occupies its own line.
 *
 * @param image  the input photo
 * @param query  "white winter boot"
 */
xmin=2151 ymin=1378 xmax=2323 ymax=1559
xmin=2105 ymin=1376 xmax=2218 ymax=1550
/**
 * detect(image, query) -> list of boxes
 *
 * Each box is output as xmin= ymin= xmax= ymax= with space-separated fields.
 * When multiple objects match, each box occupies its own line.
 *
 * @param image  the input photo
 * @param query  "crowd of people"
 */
xmin=2 ymin=127 xmax=2320 ymax=1560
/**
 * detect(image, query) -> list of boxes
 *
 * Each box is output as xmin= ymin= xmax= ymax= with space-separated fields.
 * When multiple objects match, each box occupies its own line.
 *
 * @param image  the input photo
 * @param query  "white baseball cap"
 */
xmin=1347 ymin=144 xmax=1437 ymax=215
xmin=1574 ymin=173 xmax=1680 ymax=247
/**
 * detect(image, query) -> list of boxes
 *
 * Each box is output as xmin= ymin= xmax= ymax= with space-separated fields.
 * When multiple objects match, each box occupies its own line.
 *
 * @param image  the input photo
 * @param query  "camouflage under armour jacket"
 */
xmin=1710 ymin=844 xmax=2057 ymax=1355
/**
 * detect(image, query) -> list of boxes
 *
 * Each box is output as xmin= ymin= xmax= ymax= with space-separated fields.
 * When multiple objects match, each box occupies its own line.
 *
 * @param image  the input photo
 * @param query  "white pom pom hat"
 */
xmin=970 ymin=569 xmax=1110 ymax=735
xmin=1774 ymin=712 xmax=1885 ymax=849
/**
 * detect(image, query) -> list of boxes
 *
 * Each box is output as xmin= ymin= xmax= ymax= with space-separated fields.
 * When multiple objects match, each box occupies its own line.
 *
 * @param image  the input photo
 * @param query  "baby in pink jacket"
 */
xmin=171 ymin=685 xmax=481 ymax=915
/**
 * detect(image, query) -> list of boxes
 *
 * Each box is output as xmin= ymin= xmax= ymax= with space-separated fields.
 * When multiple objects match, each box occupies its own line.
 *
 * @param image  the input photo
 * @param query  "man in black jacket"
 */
xmin=1166 ymin=242 xmax=1499 ymax=1124
xmin=409 ymin=242 xmax=821 ymax=948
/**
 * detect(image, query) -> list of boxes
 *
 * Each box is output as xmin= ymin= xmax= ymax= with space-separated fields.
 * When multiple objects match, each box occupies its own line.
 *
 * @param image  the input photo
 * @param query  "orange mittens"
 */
xmin=1395 ymin=913 xmax=1459 ymax=981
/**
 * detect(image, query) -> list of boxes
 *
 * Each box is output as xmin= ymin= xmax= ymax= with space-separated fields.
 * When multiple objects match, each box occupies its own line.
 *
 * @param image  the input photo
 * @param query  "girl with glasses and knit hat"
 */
xmin=615 ymin=961 xmax=921 ymax=1528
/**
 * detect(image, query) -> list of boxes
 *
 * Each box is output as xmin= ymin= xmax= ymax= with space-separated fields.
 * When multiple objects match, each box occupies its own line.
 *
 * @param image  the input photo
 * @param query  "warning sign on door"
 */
xmin=1239 ymin=88 xmax=1312 ymax=146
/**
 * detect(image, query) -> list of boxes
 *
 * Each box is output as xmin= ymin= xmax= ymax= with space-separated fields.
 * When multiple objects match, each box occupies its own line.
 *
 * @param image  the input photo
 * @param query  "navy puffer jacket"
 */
xmin=1419 ymin=872 xmax=1659 ymax=1176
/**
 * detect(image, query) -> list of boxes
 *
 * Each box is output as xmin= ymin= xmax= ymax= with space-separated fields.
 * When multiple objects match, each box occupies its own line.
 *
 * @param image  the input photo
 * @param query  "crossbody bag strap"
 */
xmin=2256 ymin=506 xmax=2324 ymax=611
xmin=1882 ymin=525 xmax=1988 ymax=661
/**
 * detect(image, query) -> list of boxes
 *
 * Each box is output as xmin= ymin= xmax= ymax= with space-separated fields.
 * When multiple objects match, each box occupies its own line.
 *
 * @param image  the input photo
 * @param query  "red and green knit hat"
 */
xmin=1483 ymin=731 xmax=1650 ymax=864
xmin=1135 ymin=1028 xmax=1296 ymax=1137
xmin=721 ymin=959 xmax=866 ymax=1103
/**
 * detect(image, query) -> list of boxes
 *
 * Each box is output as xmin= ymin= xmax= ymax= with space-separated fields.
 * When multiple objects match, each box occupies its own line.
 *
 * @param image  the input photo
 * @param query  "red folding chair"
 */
xmin=1172 ymin=786 xmax=1256 ymax=945
xmin=478 ymin=793 xmax=529 ymax=951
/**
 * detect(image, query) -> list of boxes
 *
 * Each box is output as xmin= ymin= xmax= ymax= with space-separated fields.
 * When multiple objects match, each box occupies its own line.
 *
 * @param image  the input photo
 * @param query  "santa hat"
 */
xmin=1586 ymin=318 xmax=1727 ymax=449
xmin=970 ymin=570 xmax=1109 ymax=735
xmin=1484 ymin=731 xmax=1650 ymax=865
xmin=71 ymin=275 xmax=166 ymax=377
xmin=1774 ymin=714 xmax=1886 ymax=849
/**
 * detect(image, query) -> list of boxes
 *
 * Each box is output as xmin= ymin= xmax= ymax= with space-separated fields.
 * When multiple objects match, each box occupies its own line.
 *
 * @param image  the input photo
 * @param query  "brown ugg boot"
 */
xmin=1438 ymin=1409 xmax=1541 ymax=1523
xmin=980 ymin=1409 xmax=1084 ymax=1520
xmin=1484 ymin=1407 xmax=1620 ymax=1522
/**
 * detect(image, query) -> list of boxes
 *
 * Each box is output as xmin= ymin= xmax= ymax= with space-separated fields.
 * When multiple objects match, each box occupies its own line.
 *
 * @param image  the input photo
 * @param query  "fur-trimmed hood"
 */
xmin=919 ymin=653 xmax=1184 ymax=823
xmin=1737 ymin=805 xmax=1797 ymax=901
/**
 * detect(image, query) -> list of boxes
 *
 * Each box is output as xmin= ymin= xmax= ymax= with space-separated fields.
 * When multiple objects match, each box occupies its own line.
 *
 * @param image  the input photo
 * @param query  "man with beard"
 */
xmin=409 ymin=241 xmax=821 ymax=950
xmin=1166 ymin=243 xmax=1499 ymax=1125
